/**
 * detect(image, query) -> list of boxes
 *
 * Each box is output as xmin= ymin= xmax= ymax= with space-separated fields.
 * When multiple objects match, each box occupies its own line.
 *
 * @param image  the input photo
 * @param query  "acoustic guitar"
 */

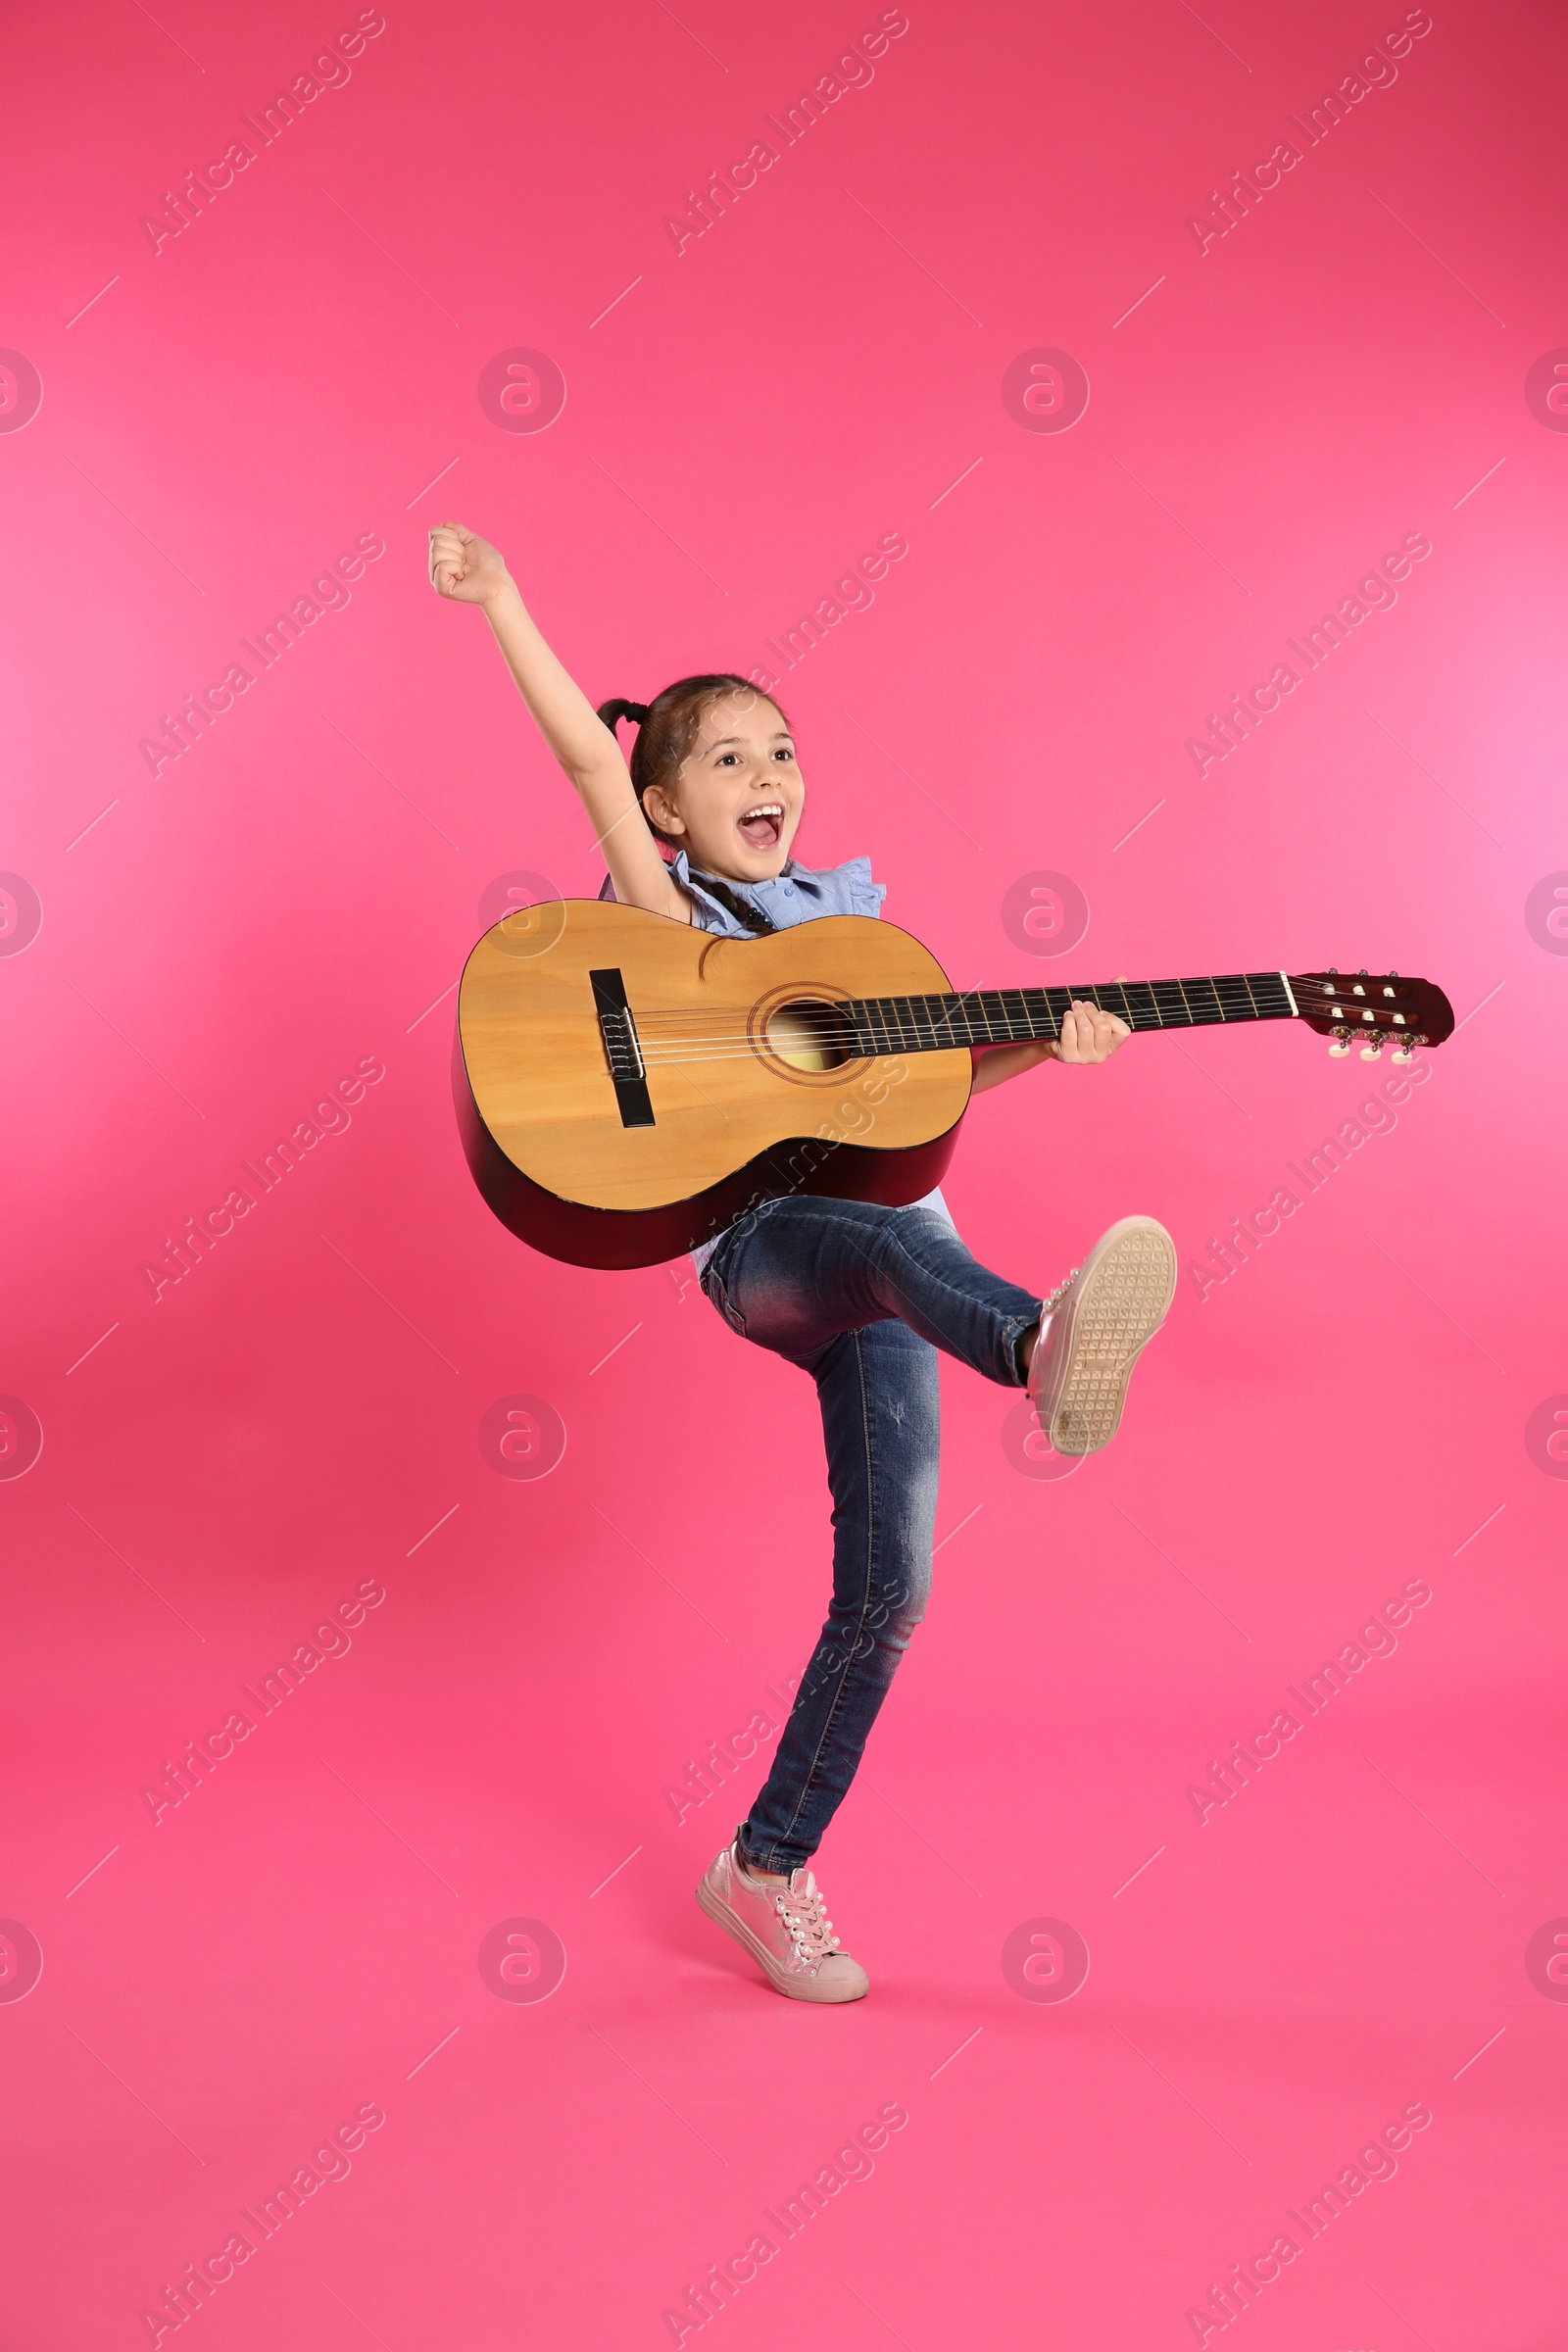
xmin=454 ymin=898 xmax=1453 ymax=1270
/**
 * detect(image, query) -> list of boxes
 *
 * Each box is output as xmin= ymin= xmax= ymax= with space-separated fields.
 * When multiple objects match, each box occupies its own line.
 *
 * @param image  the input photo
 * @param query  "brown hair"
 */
xmin=597 ymin=674 xmax=791 ymax=852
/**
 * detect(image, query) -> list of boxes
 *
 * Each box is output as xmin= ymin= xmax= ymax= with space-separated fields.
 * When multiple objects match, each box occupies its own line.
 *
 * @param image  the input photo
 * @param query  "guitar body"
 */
xmin=455 ymin=899 xmax=972 ymax=1269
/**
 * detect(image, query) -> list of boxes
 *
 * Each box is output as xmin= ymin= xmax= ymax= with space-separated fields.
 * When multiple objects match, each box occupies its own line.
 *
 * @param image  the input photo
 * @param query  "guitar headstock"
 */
xmin=1291 ymin=969 xmax=1454 ymax=1059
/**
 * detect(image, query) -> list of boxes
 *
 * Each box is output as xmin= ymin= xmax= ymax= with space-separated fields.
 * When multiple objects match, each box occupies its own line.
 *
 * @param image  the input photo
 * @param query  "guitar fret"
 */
xmin=1004 ymin=988 xmax=1041 ymax=1041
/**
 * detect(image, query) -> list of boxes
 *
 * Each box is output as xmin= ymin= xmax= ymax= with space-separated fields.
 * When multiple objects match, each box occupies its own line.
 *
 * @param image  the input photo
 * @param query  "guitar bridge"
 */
xmin=589 ymin=968 xmax=656 ymax=1128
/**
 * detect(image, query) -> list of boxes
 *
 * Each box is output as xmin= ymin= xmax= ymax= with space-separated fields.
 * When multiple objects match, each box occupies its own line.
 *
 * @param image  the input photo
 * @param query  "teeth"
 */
xmin=741 ymin=804 xmax=783 ymax=820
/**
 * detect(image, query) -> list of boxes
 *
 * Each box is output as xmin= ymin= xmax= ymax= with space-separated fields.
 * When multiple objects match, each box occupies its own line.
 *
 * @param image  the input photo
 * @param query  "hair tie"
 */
xmin=623 ymin=700 xmax=650 ymax=724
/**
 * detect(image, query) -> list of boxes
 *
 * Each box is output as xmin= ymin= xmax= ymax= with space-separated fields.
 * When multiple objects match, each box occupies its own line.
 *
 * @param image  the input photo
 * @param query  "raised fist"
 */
xmin=428 ymin=520 xmax=511 ymax=607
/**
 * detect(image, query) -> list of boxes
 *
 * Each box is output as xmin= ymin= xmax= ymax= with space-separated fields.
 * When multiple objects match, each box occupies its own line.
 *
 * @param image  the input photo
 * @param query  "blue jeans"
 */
xmin=700 ymin=1195 xmax=1042 ymax=1874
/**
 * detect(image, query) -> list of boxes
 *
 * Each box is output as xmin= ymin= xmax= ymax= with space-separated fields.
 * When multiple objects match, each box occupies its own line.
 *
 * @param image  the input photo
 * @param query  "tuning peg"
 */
xmin=1329 ymin=1040 xmax=1350 ymax=1056
xmin=1391 ymin=1044 xmax=1414 ymax=1063
xmin=1359 ymin=1043 xmax=1383 ymax=1060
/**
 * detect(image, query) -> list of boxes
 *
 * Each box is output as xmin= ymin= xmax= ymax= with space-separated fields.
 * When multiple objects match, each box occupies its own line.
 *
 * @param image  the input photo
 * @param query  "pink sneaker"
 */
xmin=1028 ymin=1215 xmax=1177 ymax=1454
xmin=696 ymin=1840 xmax=869 ymax=2003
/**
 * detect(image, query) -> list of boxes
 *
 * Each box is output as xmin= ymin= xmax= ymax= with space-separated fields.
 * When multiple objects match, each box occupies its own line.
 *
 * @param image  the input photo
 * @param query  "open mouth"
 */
xmin=736 ymin=801 xmax=784 ymax=850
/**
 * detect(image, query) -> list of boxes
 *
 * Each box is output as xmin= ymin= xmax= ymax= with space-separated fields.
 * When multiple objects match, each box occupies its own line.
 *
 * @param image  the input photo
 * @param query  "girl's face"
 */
xmin=643 ymin=691 xmax=804 ymax=881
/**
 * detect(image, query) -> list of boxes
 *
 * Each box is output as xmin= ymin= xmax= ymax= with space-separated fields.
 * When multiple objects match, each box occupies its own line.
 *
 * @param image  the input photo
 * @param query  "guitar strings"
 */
xmin=626 ymin=1014 xmax=1220 ymax=1047
xmin=626 ymin=1009 xmax=1276 ymax=1057
xmin=628 ymin=1017 xmax=1065 ymax=1054
xmin=612 ymin=1025 xmax=1295 ymax=1068
xmin=607 ymin=983 xmax=1293 ymax=1064
xmin=628 ymin=990 xmax=1282 ymax=1046
xmin=630 ymin=1001 xmax=1266 ymax=1029
xmin=631 ymin=983 xmax=1284 ymax=1016
xmin=626 ymin=1009 xmax=1278 ymax=1054
xmin=628 ymin=1021 xmax=1260 ymax=1064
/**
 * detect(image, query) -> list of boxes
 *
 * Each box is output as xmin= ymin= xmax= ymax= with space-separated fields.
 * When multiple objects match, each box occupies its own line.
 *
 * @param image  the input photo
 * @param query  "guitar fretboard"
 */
xmin=845 ymin=971 xmax=1297 ymax=1055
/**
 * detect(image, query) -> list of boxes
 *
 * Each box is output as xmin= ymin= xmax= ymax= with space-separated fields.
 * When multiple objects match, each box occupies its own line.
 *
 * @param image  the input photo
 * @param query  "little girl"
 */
xmin=429 ymin=520 xmax=1177 ymax=2005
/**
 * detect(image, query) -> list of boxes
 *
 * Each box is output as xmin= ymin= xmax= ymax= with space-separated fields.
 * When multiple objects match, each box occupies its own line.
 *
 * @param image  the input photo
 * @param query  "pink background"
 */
xmin=3 ymin=0 xmax=1566 ymax=2344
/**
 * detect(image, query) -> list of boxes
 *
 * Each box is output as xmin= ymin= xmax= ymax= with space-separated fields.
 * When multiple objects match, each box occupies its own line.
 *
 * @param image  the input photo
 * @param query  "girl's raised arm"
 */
xmin=427 ymin=520 xmax=689 ymax=921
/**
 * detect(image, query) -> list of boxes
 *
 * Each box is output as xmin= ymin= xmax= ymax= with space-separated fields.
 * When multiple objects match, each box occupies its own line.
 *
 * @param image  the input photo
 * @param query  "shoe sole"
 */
xmin=694 ymin=1876 xmax=868 ymax=2003
xmin=1033 ymin=1215 xmax=1177 ymax=1455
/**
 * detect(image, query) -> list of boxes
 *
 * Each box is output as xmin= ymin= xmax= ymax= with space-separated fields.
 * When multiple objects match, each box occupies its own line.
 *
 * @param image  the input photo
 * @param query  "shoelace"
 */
xmin=773 ymin=1882 xmax=842 ymax=1970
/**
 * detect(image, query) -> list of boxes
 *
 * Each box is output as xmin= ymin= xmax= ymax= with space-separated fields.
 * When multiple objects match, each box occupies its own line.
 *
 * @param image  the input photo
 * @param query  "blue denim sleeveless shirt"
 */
xmin=596 ymin=854 xmax=951 ymax=1270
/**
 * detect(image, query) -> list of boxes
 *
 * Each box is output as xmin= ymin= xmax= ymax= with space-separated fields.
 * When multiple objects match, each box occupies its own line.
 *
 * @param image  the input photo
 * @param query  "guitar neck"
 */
xmin=846 ymin=971 xmax=1299 ymax=1054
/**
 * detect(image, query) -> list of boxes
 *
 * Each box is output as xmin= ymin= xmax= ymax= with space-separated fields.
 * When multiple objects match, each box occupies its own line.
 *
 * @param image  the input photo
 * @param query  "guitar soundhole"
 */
xmin=764 ymin=997 xmax=857 ymax=1073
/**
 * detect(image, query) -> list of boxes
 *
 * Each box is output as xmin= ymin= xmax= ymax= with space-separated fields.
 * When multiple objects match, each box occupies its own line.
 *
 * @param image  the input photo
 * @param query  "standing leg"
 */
xmin=694 ymin=1306 xmax=935 ymax=2001
xmin=740 ymin=1314 xmax=938 ymax=1875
